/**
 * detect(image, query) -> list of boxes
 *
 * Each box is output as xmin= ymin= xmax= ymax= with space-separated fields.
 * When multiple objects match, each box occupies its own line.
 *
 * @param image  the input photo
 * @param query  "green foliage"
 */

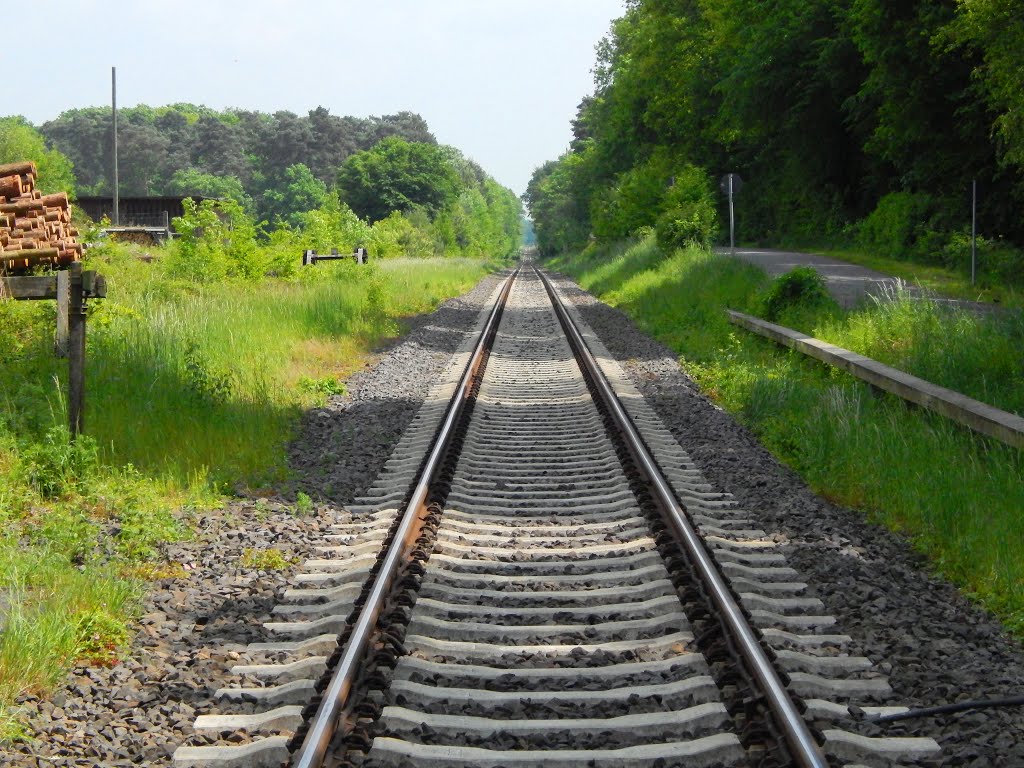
xmin=298 ymin=192 xmax=370 ymax=253
xmin=10 ymin=103 xmax=519 ymax=258
xmin=38 ymin=104 xmax=436 ymax=199
xmin=553 ymin=236 xmax=1024 ymax=634
xmin=337 ymin=137 xmax=462 ymax=223
xmin=369 ymin=211 xmax=419 ymax=259
xmin=0 ymin=546 xmax=140 ymax=732
xmin=759 ymin=267 xmax=840 ymax=326
xmin=294 ymin=492 xmax=314 ymax=517
xmin=239 ymin=547 xmax=296 ymax=569
xmin=944 ymin=0 xmax=1024 ymax=169
xmin=0 ymin=116 xmax=76 ymax=195
xmin=165 ymin=168 xmax=252 ymax=210
xmin=857 ymin=191 xmax=938 ymax=259
xmin=590 ymin=153 xmax=673 ymax=240
xmin=18 ymin=427 xmax=99 ymax=500
xmin=527 ymin=0 xmax=1024 ymax=264
xmin=167 ymin=198 xmax=262 ymax=281
xmin=259 ymin=163 xmax=328 ymax=228
xmin=524 ymin=154 xmax=592 ymax=256
xmin=654 ymin=165 xmax=718 ymax=252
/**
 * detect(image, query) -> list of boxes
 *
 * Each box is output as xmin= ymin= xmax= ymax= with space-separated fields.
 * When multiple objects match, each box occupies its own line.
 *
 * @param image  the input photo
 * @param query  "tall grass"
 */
xmin=551 ymin=235 xmax=1024 ymax=633
xmin=79 ymin=254 xmax=491 ymax=491
xmin=0 ymin=245 xmax=493 ymax=740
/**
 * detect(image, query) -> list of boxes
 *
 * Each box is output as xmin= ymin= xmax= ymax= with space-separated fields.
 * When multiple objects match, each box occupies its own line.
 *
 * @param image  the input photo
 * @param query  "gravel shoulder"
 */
xmin=554 ymin=272 xmax=1024 ymax=767
xmin=0 ymin=275 xmax=503 ymax=767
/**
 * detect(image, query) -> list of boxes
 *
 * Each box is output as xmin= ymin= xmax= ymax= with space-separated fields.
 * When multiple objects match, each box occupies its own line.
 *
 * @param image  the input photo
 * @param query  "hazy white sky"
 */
xmin=9 ymin=1 xmax=625 ymax=196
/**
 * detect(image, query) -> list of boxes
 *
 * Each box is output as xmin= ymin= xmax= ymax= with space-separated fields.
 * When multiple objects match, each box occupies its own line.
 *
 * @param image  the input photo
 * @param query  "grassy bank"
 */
xmin=0 ymin=244 xmax=493 ymax=739
xmin=781 ymin=244 xmax=1024 ymax=309
xmin=550 ymin=236 xmax=1024 ymax=634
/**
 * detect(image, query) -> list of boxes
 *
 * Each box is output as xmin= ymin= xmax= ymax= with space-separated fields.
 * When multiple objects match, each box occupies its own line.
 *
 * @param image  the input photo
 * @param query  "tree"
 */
xmin=336 ymin=138 xmax=461 ymax=223
xmin=165 ymin=168 xmax=252 ymax=209
xmin=0 ymin=117 xmax=76 ymax=195
xmin=258 ymin=163 xmax=328 ymax=228
xmin=944 ymin=0 xmax=1024 ymax=169
xmin=39 ymin=107 xmax=108 ymax=194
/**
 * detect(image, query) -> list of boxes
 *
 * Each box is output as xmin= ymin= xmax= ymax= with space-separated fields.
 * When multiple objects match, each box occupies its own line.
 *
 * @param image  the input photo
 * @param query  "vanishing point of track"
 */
xmin=173 ymin=264 xmax=940 ymax=768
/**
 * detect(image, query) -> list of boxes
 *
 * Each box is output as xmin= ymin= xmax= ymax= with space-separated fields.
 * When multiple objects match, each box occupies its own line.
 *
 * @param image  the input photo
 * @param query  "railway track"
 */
xmin=174 ymin=265 xmax=940 ymax=768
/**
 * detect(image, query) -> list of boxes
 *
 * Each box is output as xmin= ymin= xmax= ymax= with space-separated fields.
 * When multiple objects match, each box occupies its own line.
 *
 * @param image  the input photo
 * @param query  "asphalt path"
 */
xmin=720 ymin=247 xmax=998 ymax=313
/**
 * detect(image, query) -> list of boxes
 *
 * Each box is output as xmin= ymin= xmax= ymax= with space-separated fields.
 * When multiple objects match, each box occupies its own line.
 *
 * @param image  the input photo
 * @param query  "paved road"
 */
xmin=721 ymin=247 xmax=998 ymax=313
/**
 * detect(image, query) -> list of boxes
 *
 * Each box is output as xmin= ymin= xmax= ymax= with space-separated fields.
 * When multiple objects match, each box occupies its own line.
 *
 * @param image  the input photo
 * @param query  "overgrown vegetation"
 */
xmin=0 ymin=95 xmax=519 ymax=744
xmin=0 ymin=232 xmax=497 ymax=740
xmin=527 ymin=0 xmax=1024 ymax=284
xmin=551 ymin=235 xmax=1024 ymax=634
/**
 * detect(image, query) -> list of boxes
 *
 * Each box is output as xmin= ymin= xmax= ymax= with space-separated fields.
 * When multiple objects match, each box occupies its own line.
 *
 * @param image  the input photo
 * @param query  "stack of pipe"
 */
xmin=0 ymin=161 xmax=82 ymax=271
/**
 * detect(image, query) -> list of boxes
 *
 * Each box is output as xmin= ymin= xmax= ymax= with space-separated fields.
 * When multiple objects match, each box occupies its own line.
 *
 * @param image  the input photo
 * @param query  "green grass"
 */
xmin=0 ymin=243 xmax=495 ymax=741
xmin=800 ymin=245 xmax=1024 ymax=309
xmin=84 ymin=252 xmax=491 ymax=491
xmin=550 ymin=235 xmax=1024 ymax=634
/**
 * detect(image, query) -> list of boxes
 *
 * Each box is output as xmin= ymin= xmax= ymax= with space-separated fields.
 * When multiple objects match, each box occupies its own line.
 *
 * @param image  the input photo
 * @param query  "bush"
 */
xmin=590 ymin=155 xmax=672 ymax=240
xmin=760 ymin=266 xmax=837 ymax=323
xmin=653 ymin=165 xmax=718 ymax=252
xmin=857 ymin=191 xmax=940 ymax=261
xmin=167 ymin=198 xmax=262 ymax=281
xmin=298 ymin=193 xmax=370 ymax=254
xmin=18 ymin=427 xmax=99 ymax=499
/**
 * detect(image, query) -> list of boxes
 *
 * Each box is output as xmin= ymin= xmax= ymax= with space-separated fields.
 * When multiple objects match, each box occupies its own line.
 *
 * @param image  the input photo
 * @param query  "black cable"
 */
xmin=864 ymin=695 xmax=1024 ymax=723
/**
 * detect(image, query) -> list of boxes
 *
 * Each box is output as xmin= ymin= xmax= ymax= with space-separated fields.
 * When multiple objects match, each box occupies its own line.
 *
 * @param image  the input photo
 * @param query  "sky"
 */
xmin=8 ymin=1 xmax=626 ymax=197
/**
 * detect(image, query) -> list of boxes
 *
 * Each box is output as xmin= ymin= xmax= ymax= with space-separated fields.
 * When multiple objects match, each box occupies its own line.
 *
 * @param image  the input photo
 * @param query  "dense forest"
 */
xmin=0 ymin=105 xmax=523 ymax=263
xmin=40 ymin=106 xmax=433 ymax=212
xmin=527 ymin=0 xmax=1024 ymax=280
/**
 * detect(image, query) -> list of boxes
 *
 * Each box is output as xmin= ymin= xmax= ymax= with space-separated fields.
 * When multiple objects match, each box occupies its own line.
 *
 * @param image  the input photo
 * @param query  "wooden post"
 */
xmin=68 ymin=262 xmax=86 ymax=437
xmin=55 ymin=268 xmax=69 ymax=357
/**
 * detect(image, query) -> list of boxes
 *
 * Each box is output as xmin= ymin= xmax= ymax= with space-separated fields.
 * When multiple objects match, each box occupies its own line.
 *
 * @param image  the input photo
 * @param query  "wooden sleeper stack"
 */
xmin=0 ymin=160 xmax=82 ymax=272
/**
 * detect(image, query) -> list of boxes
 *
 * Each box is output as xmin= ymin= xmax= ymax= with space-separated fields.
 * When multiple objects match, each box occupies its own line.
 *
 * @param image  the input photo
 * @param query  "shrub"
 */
xmin=760 ymin=266 xmax=837 ymax=322
xmin=857 ymin=191 xmax=939 ymax=261
xmin=18 ymin=427 xmax=99 ymax=499
xmin=654 ymin=165 xmax=718 ymax=252
xmin=298 ymin=193 xmax=370 ymax=254
xmin=591 ymin=156 xmax=671 ymax=240
xmin=167 ymin=198 xmax=262 ymax=281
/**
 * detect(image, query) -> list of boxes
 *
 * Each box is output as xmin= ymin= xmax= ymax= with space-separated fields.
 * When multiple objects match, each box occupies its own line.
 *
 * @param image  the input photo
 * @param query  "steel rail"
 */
xmin=290 ymin=268 xmax=519 ymax=768
xmin=536 ymin=266 xmax=829 ymax=768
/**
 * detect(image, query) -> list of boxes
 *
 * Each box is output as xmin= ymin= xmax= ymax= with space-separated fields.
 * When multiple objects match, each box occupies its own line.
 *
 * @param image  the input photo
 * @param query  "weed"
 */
xmin=121 ymin=561 xmax=187 ymax=581
xmin=294 ymin=492 xmax=314 ymax=516
xmin=238 ymin=548 xmax=296 ymax=570
xmin=17 ymin=427 xmax=99 ymax=499
xmin=298 ymin=376 xmax=347 ymax=398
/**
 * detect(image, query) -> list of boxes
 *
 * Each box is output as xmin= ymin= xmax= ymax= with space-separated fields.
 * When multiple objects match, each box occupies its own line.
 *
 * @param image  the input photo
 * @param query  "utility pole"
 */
xmin=112 ymin=66 xmax=119 ymax=226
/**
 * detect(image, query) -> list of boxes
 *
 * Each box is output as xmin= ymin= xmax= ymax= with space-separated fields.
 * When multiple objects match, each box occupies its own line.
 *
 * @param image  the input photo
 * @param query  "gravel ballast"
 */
xmin=3 ymin=267 xmax=1022 ymax=766
xmin=0 ymin=276 xmax=503 ymax=768
xmin=552 ymin=273 xmax=1024 ymax=767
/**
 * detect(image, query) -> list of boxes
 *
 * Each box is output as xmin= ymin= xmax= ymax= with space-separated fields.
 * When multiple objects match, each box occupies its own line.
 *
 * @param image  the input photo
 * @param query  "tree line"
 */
xmin=0 ymin=104 xmax=522 ymax=265
xmin=527 ymin=0 xmax=1024 ymax=280
xmin=39 ymin=105 xmax=432 ymax=222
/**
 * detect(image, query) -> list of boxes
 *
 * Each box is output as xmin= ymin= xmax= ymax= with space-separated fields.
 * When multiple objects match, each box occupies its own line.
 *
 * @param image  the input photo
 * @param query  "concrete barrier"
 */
xmin=727 ymin=310 xmax=1024 ymax=449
